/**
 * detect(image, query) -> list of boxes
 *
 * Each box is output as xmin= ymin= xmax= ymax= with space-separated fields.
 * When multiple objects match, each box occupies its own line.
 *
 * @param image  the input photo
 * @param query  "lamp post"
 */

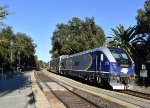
xmin=28 ymin=55 xmax=29 ymax=69
xmin=17 ymin=51 xmax=21 ymax=72
xmin=18 ymin=51 xmax=20 ymax=68
xmin=10 ymin=40 xmax=14 ymax=76
xmin=10 ymin=40 xmax=13 ymax=61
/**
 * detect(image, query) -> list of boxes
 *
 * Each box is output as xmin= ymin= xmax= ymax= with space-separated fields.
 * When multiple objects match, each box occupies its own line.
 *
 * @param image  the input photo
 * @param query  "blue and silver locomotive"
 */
xmin=49 ymin=46 xmax=135 ymax=90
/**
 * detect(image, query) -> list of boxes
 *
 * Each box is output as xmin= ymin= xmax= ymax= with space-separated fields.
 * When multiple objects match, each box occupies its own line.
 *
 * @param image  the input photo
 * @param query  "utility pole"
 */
xmin=0 ymin=40 xmax=6 ymax=78
xmin=10 ymin=40 xmax=13 ymax=77
xmin=17 ymin=51 xmax=21 ymax=72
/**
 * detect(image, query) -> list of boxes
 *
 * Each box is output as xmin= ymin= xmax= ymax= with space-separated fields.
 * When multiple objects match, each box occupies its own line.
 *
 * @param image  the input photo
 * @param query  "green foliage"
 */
xmin=37 ymin=60 xmax=47 ymax=68
xmin=136 ymin=0 xmax=150 ymax=35
xmin=109 ymin=25 xmax=144 ymax=56
xmin=50 ymin=17 xmax=106 ymax=58
xmin=0 ymin=5 xmax=9 ymax=27
xmin=14 ymin=32 xmax=37 ymax=68
xmin=0 ymin=26 xmax=37 ymax=72
xmin=136 ymin=0 xmax=150 ymax=63
xmin=0 ymin=26 xmax=15 ymax=65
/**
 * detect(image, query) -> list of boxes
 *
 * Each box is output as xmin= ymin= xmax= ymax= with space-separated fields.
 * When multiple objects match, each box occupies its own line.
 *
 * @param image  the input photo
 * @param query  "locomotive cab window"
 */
xmin=110 ymin=50 xmax=129 ymax=60
xmin=108 ymin=47 xmax=132 ymax=67
xmin=108 ymin=47 xmax=129 ymax=60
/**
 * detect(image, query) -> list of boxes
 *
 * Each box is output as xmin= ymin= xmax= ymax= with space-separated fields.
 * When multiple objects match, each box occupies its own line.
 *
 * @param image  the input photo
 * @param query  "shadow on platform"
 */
xmin=0 ymin=71 xmax=36 ymax=108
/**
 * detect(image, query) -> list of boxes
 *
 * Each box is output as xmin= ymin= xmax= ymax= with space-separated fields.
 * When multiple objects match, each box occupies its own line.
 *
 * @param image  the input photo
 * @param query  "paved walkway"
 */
xmin=0 ymin=71 xmax=35 ymax=108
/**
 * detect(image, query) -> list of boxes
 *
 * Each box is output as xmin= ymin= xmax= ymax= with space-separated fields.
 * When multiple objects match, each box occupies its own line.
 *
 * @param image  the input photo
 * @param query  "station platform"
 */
xmin=0 ymin=71 xmax=50 ymax=108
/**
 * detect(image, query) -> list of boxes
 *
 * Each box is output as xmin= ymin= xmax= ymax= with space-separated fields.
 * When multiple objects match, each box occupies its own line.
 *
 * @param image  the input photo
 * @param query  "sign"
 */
xmin=140 ymin=69 xmax=147 ymax=77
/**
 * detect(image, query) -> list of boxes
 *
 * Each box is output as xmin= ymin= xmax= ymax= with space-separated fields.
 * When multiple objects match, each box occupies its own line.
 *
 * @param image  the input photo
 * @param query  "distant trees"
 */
xmin=50 ymin=17 xmax=105 ymax=58
xmin=0 ymin=26 xmax=37 ymax=72
xmin=0 ymin=5 xmax=38 ymax=73
xmin=14 ymin=32 xmax=37 ymax=69
xmin=37 ymin=60 xmax=47 ymax=68
xmin=0 ymin=27 xmax=14 ymax=68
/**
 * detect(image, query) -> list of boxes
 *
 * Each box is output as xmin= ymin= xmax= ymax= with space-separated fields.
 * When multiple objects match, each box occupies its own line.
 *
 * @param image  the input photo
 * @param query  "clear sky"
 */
xmin=1 ymin=0 xmax=144 ymax=62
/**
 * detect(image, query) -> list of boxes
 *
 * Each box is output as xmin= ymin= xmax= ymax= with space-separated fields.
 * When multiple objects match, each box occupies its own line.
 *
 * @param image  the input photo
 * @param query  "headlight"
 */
xmin=112 ymin=63 xmax=116 ymax=68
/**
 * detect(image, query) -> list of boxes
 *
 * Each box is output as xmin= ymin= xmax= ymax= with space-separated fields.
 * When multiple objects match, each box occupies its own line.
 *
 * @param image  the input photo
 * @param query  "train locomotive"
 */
xmin=49 ymin=46 xmax=135 ymax=90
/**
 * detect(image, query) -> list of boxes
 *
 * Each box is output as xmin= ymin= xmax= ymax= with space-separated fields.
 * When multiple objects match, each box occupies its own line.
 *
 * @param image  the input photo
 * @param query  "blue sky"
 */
xmin=1 ymin=0 xmax=144 ymax=62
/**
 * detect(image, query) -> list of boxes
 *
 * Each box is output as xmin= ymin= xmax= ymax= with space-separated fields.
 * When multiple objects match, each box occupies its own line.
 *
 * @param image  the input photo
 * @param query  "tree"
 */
xmin=109 ymin=25 xmax=146 ymax=75
xmin=136 ymin=0 xmax=150 ymax=64
xmin=0 ymin=5 xmax=9 ymax=27
xmin=135 ymin=0 xmax=150 ymax=84
xmin=0 ymin=26 xmax=37 ymax=72
xmin=50 ymin=17 xmax=105 ymax=58
xmin=14 ymin=33 xmax=37 ymax=69
xmin=36 ymin=60 xmax=47 ymax=68
xmin=0 ymin=6 xmax=38 ymax=72
xmin=136 ymin=0 xmax=150 ymax=35
xmin=0 ymin=26 xmax=15 ymax=68
xmin=110 ymin=25 xmax=143 ymax=56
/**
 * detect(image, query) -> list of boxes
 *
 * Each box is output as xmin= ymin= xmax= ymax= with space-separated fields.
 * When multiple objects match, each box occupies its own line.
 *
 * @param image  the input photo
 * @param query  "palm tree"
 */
xmin=109 ymin=25 xmax=144 ymax=57
xmin=109 ymin=25 xmax=146 ymax=75
xmin=138 ymin=36 xmax=150 ymax=63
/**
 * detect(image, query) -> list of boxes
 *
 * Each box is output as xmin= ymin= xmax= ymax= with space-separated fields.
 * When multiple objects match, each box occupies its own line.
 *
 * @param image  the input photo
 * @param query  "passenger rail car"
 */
xmin=49 ymin=46 xmax=135 ymax=90
xmin=49 ymin=55 xmax=68 ymax=73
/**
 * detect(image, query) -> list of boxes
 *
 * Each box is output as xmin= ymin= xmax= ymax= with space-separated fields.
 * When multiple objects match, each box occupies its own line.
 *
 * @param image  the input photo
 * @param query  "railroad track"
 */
xmin=35 ymin=71 xmax=99 ymax=108
xmin=44 ymin=70 xmax=150 ymax=108
xmin=44 ymin=71 xmax=150 ymax=101
xmin=119 ymin=90 xmax=150 ymax=100
xmin=46 ymin=71 xmax=150 ymax=101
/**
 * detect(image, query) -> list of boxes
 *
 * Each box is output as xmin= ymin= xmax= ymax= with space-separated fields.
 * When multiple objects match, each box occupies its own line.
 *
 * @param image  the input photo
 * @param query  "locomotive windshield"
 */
xmin=111 ymin=50 xmax=129 ymax=60
xmin=108 ymin=47 xmax=132 ymax=67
